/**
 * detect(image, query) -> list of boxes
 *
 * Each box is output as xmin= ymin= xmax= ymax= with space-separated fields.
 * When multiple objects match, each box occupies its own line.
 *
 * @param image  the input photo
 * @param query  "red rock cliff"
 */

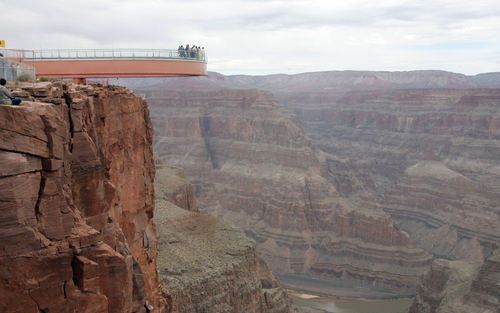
xmin=0 ymin=82 xmax=159 ymax=313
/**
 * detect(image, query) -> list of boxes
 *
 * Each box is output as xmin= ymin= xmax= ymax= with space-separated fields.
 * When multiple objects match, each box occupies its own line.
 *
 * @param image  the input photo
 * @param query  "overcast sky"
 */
xmin=2 ymin=0 xmax=499 ymax=75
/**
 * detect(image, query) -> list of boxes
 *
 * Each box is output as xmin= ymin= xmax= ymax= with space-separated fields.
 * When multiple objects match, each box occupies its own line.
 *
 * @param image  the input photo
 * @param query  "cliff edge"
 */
xmin=0 ymin=82 xmax=159 ymax=313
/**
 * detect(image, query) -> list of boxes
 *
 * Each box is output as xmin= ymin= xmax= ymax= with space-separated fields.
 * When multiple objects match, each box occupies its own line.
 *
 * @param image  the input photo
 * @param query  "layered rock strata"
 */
xmin=409 ymin=249 xmax=500 ymax=313
xmin=384 ymin=161 xmax=499 ymax=259
xmin=155 ymin=165 xmax=291 ymax=313
xmin=126 ymin=71 xmax=500 ymax=305
xmin=284 ymin=89 xmax=500 ymax=259
xmin=128 ymin=74 xmax=500 ymax=263
xmin=147 ymin=88 xmax=431 ymax=294
xmin=0 ymin=82 xmax=159 ymax=313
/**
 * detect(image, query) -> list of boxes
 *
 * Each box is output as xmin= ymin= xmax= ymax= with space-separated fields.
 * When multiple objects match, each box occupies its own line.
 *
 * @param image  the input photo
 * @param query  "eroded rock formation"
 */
xmin=125 ymin=71 xmax=500 ymax=303
xmin=155 ymin=165 xmax=291 ymax=313
xmin=147 ymin=88 xmax=431 ymax=295
xmin=410 ymin=249 xmax=500 ymax=313
xmin=283 ymin=88 xmax=500 ymax=260
xmin=0 ymin=82 xmax=159 ymax=313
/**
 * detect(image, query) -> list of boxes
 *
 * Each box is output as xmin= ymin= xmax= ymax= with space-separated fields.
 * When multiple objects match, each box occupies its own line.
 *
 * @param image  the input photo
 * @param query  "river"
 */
xmin=279 ymin=274 xmax=413 ymax=313
xmin=290 ymin=292 xmax=412 ymax=313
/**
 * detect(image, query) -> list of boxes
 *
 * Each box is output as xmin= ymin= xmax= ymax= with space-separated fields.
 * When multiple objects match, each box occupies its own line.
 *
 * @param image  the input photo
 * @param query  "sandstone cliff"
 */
xmin=146 ymin=88 xmax=431 ymax=295
xmin=0 ymin=82 xmax=159 ymax=313
xmin=154 ymin=165 xmax=291 ymax=313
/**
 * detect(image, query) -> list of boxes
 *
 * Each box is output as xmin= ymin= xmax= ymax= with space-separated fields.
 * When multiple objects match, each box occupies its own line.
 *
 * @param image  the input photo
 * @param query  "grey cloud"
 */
xmin=1 ymin=0 xmax=499 ymax=75
xmin=183 ymin=1 xmax=500 ymax=33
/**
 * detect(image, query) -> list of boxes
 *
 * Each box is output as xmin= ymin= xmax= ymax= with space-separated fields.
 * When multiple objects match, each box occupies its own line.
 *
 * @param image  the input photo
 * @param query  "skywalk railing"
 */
xmin=0 ymin=48 xmax=207 ymax=62
xmin=0 ymin=57 xmax=36 ymax=82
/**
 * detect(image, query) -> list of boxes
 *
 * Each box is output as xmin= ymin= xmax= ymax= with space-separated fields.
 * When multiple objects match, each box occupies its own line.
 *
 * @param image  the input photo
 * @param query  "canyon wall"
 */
xmin=122 ymin=70 xmax=500 ymax=94
xmin=135 ymin=71 xmax=500 ymax=262
xmin=0 ymin=83 xmax=159 ymax=313
xmin=146 ymin=88 xmax=431 ymax=295
xmin=155 ymin=165 xmax=291 ymax=313
xmin=283 ymin=88 xmax=500 ymax=260
xmin=409 ymin=249 xmax=500 ymax=313
xmin=207 ymin=72 xmax=500 ymax=308
xmin=124 ymin=70 xmax=500 ymax=304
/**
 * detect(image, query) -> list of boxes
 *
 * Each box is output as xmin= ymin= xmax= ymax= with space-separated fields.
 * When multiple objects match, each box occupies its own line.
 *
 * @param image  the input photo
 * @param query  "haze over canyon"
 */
xmin=1 ymin=69 xmax=499 ymax=313
xmin=128 ymin=70 xmax=500 ymax=312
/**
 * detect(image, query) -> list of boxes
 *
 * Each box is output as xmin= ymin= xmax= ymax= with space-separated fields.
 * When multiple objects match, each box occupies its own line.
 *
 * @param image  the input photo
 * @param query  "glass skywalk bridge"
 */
xmin=0 ymin=48 xmax=207 ymax=79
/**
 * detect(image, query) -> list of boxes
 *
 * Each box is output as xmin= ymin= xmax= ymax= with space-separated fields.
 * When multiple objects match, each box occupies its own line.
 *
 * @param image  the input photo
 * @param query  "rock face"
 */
xmin=0 ymin=83 xmax=159 ymax=313
xmin=281 ymin=88 xmax=500 ymax=260
xmin=125 ymin=70 xmax=500 ymax=302
xmin=384 ymin=160 xmax=499 ymax=259
xmin=409 ymin=249 xmax=500 ymax=313
xmin=155 ymin=165 xmax=291 ymax=313
xmin=161 ymin=73 xmax=500 ymax=260
xmin=146 ymin=88 xmax=431 ymax=295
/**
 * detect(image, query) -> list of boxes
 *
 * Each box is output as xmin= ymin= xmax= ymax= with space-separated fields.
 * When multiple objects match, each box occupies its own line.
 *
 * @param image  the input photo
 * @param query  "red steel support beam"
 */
xmin=23 ymin=59 xmax=207 ymax=78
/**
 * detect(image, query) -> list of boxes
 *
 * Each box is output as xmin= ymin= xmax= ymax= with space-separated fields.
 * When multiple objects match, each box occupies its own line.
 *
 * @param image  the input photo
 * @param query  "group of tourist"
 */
xmin=177 ymin=44 xmax=205 ymax=60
